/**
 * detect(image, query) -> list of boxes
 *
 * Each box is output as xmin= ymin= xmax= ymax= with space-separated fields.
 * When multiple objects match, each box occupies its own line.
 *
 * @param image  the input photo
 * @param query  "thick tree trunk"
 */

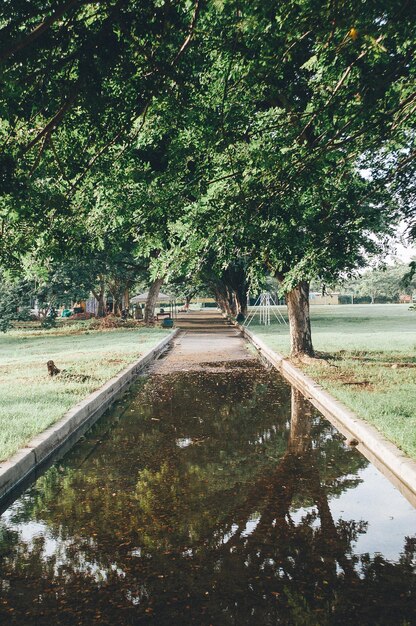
xmin=286 ymin=281 xmax=314 ymax=358
xmin=107 ymin=280 xmax=122 ymax=316
xmin=215 ymin=291 xmax=227 ymax=315
xmin=144 ymin=277 xmax=164 ymax=324
xmin=222 ymin=265 xmax=248 ymax=316
xmin=108 ymin=290 xmax=118 ymax=315
xmin=214 ymin=284 xmax=231 ymax=316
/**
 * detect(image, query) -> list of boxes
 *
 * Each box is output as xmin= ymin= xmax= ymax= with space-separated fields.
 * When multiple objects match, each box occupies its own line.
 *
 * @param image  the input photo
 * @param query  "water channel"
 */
xmin=0 ymin=358 xmax=415 ymax=625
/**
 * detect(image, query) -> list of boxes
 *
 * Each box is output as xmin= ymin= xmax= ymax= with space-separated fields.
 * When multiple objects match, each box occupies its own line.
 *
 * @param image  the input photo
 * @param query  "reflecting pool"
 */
xmin=0 ymin=362 xmax=415 ymax=625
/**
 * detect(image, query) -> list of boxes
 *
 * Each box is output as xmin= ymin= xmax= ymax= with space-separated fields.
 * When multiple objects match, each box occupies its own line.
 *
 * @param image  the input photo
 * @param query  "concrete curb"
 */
xmin=241 ymin=325 xmax=416 ymax=507
xmin=0 ymin=329 xmax=179 ymax=503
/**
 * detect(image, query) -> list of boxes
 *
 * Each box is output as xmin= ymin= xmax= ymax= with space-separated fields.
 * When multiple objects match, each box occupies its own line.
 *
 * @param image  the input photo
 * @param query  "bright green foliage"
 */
xmin=164 ymin=0 xmax=416 ymax=291
xmin=0 ymin=0 xmax=200 ymax=265
xmin=0 ymin=0 xmax=415 ymax=350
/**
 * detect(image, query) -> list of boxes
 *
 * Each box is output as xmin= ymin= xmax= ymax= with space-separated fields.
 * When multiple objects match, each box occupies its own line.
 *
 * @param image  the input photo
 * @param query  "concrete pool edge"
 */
xmin=241 ymin=325 xmax=416 ymax=506
xmin=0 ymin=329 xmax=179 ymax=503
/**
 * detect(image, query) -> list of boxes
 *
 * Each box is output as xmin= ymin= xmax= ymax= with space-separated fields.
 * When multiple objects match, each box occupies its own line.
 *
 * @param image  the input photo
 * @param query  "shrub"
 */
xmin=16 ymin=307 xmax=33 ymax=321
xmin=68 ymin=312 xmax=95 ymax=320
xmin=89 ymin=315 xmax=143 ymax=330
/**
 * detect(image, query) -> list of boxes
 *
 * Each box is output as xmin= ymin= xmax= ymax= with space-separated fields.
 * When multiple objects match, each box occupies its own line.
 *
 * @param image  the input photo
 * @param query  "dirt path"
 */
xmin=151 ymin=310 xmax=257 ymax=373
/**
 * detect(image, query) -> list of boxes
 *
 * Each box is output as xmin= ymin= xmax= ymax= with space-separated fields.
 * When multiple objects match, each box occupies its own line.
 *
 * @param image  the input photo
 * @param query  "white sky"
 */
xmin=387 ymin=223 xmax=415 ymax=264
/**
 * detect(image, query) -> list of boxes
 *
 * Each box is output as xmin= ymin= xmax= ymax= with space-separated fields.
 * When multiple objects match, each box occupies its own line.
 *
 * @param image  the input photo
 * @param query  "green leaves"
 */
xmin=0 ymin=0 xmax=414 ymax=310
xmin=300 ymin=54 xmax=318 ymax=71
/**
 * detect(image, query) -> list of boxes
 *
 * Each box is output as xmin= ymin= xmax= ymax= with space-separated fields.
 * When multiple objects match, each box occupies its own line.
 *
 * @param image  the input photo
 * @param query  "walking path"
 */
xmin=152 ymin=310 xmax=256 ymax=373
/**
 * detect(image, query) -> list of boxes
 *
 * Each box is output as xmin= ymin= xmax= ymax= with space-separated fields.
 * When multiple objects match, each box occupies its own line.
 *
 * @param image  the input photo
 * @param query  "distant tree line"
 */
xmin=337 ymin=262 xmax=416 ymax=304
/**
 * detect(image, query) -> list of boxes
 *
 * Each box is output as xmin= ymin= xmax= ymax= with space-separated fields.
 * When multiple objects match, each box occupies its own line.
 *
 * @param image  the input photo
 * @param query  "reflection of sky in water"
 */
xmin=332 ymin=465 xmax=416 ymax=560
xmin=175 ymin=437 xmax=193 ymax=448
xmin=2 ymin=456 xmax=416 ymax=569
xmin=2 ymin=458 xmax=416 ymax=568
xmin=241 ymin=517 xmax=260 ymax=537
xmin=0 ymin=510 xmax=125 ymax=582
xmin=291 ymin=464 xmax=416 ymax=562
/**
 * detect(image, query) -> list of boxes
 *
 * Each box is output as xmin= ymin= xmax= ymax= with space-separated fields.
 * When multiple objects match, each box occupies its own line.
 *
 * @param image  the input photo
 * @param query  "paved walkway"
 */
xmin=151 ymin=310 xmax=257 ymax=373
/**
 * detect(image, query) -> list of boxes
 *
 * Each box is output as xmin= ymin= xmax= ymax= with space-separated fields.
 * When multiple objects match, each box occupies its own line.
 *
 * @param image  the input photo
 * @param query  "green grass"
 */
xmin=0 ymin=325 xmax=170 ymax=461
xmin=248 ymin=304 xmax=416 ymax=459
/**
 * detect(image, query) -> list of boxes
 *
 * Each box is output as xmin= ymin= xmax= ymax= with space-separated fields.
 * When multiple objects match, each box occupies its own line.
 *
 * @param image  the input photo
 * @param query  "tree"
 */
xmin=0 ymin=272 xmax=33 ymax=331
xmin=1 ymin=0 xmax=415 ymax=355
xmin=344 ymin=262 xmax=416 ymax=303
xmin=166 ymin=0 xmax=416 ymax=356
xmin=0 ymin=0 xmax=202 ymax=269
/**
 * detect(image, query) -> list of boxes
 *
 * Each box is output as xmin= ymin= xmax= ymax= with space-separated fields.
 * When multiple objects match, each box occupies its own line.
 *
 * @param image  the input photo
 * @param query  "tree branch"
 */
xmin=29 ymin=131 xmax=51 ymax=176
xmin=295 ymin=46 xmax=369 ymax=144
xmin=68 ymin=126 xmax=126 ymax=195
xmin=111 ymin=103 xmax=150 ymax=164
xmin=50 ymin=136 xmax=71 ymax=183
xmin=67 ymin=103 xmax=150 ymax=195
xmin=0 ymin=0 xmax=84 ymax=64
xmin=22 ymin=89 xmax=78 ymax=154
xmin=172 ymin=0 xmax=202 ymax=65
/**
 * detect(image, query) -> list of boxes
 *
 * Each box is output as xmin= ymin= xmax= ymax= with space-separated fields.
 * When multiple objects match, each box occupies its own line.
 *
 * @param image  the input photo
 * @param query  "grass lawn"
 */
xmin=0 ymin=324 xmax=170 ymax=461
xmin=248 ymin=304 xmax=416 ymax=458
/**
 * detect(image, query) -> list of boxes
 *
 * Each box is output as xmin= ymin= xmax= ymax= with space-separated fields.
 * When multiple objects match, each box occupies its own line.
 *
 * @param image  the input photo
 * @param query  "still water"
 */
xmin=0 ymin=361 xmax=415 ymax=625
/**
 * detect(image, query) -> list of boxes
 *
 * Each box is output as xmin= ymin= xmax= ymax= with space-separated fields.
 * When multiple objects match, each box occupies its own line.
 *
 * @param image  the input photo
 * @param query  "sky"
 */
xmin=388 ymin=223 xmax=415 ymax=264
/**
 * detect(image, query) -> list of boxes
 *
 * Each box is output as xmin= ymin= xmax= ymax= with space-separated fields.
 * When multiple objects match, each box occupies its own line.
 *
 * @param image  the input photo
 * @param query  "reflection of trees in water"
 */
xmin=0 ymin=375 xmax=415 ymax=625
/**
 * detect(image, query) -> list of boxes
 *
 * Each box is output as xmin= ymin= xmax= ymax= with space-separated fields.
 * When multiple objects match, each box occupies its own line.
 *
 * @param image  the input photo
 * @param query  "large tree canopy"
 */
xmin=0 ymin=0 xmax=200 ymax=264
xmin=0 ymin=0 xmax=415 ymax=354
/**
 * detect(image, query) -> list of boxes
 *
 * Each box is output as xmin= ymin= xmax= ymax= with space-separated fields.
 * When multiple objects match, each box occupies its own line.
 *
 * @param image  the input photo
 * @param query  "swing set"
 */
xmin=243 ymin=292 xmax=287 ymax=327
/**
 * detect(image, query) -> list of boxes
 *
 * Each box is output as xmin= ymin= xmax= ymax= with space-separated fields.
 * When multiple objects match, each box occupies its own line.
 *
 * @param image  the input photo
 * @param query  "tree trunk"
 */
xmin=222 ymin=265 xmax=248 ymax=316
xmin=92 ymin=276 xmax=105 ymax=317
xmin=227 ymin=286 xmax=238 ymax=317
xmin=108 ymin=289 xmax=117 ymax=315
xmin=214 ymin=290 xmax=222 ymax=312
xmin=286 ymin=281 xmax=314 ymax=358
xmin=234 ymin=285 xmax=248 ymax=316
xmin=214 ymin=284 xmax=231 ymax=316
xmin=144 ymin=277 xmax=164 ymax=324
xmin=123 ymin=287 xmax=129 ymax=311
